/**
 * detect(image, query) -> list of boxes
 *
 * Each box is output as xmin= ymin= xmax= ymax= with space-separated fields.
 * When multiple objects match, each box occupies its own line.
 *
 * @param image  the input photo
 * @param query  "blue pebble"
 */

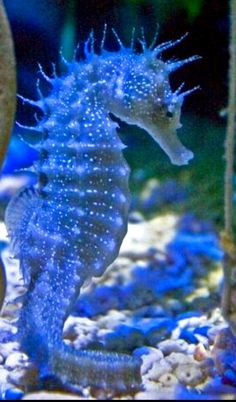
xmin=4 ymin=389 xmax=24 ymax=400
xmin=177 ymin=311 xmax=202 ymax=320
xmin=179 ymin=328 xmax=199 ymax=344
xmin=104 ymin=324 xmax=144 ymax=352
xmin=223 ymin=368 xmax=236 ymax=385
xmin=194 ymin=326 xmax=211 ymax=337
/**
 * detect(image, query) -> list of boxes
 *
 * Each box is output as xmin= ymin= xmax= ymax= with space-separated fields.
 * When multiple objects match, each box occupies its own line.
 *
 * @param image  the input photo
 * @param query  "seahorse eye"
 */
xmin=39 ymin=172 xmax=48 ymax=186
xmin=166 ymin=110 xmax=174 ymax=118
xmin=40 ymin=149 xmax=49 ymax=159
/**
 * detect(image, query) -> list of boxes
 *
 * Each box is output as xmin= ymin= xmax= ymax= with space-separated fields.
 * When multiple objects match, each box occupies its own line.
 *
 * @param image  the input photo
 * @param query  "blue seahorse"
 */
xmin=5 ymin=28 xmax=199 ymax=394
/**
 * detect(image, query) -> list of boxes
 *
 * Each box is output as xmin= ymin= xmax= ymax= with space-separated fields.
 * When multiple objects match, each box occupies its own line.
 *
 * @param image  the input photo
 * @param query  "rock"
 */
xmin=4 ymin=388 xmax=24 ymax=400
xmin=134 ymin=305 xmax=165 ymax=318
xmin=0 ymin=366 xmax=10 ymax=383
xmin=158 ymin=372 xmax=178 ymax=387
xmin=63 ymin=316 xmax=97 ymax=341
xmin=178 ymin=328 xmax=199 ymax=344
xmin=5 ymin=352 xmax=28 ymax=370
xmin=0 ymin=353 xmax=4 ymax=365
xmin=63 ymin=316 xmax=98 ymax=349
xmin=103 ymin=325 xmax=144 ymax=352
xmin=0 ymin=342 xmax=19 ymax=359
xmin=0 ymin=319 xmax=17 ymax=334
xmin=7 ymin=365 xmax=38 ymax=389
xmin=145 ymin=358 xmax=172 ymax=382
xmin=133 ymin=347 xmax=163 ymax=375
xmin=97 ymin=310 xmax=127 ymax=330
xmin=146 ymin=323 xmax=172 ymax=345
xmin=177 ymin=315 xmax=207 ymax=329
xmin=175 ymin=363 xmax=206 ymax=386
xmin=165 ymin=352 xmax=194 ymax=369
xmin=135 ymin=390 xmax=161 ymax=400
xmin=22 ymin=392 xmax=84 ymax=400
xmin=157 ymin=339 xmax=189 ymax=355
xmin=193 ymin=343 xmax=209 ymax=362
xmin=119 ymin=215 xmax=177 ymax=259
xmin=164 ymin=299 xmax=184 ymax=314
xmin=135 ymin=387 xmax=175 ymax=400
xmin=128 ymin=211 xmax=144 ymax=223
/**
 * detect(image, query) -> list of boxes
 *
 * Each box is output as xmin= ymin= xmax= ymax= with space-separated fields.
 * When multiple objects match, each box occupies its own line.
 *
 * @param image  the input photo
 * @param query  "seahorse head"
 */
xmin=107 ymin=34 xmax=199 ymax=166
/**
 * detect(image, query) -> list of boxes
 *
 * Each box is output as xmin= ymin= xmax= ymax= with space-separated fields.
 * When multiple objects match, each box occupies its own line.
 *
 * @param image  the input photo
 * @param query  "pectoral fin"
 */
xmin=5 ymin=186 xmax=39 ymax=257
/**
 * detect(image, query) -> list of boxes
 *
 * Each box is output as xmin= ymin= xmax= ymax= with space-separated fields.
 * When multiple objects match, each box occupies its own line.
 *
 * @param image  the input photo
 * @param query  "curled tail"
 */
xmin=17 ymin=254 xmax=141 ymax=394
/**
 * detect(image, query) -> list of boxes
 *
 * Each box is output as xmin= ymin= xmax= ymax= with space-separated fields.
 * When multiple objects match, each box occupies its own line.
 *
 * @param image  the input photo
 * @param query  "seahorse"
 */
xmin=4 ymin=28 xmax=199 ymax=394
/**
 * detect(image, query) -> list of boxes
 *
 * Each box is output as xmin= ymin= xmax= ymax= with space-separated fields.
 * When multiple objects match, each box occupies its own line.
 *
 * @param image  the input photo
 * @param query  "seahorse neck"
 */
xmin=77 ymin=53 xmax=130 ymax=114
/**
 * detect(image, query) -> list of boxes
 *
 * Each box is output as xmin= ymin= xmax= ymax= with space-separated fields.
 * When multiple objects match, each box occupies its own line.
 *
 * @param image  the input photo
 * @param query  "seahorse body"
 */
xmin=5 ymin=31 xmax=198 ymax=393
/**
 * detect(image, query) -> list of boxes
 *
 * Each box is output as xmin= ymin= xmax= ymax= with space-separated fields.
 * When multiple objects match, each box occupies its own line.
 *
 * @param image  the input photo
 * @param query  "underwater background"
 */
xmin=1 ymin=0 xmax=229 ymax=226
xmin=0 ymin=0 xmax=235 ymax=400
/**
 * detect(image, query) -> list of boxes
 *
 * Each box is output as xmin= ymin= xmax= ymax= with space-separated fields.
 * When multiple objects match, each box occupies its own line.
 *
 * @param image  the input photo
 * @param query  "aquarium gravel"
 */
xmin=0 ymin=200 xmax=234 ymax=400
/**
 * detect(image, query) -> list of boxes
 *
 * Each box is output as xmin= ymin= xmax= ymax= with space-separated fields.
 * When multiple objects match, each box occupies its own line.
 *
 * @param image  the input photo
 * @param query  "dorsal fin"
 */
xmin=5 ymin=186 xmax=39 ymax=258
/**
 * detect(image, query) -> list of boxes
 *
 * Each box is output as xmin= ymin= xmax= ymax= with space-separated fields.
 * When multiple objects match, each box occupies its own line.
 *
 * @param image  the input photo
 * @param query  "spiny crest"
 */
xmin=69 ymin=25 xmax=200 ymax=71
xmin=17 ymin=26 xmax=200 ymax=135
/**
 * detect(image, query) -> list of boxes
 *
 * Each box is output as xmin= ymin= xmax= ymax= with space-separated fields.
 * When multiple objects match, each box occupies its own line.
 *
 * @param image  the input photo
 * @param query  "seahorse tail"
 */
xmin=16 ymin=253 xmax=142 ymax=395
xmin=50 ymin=344 xmax=142 ymax=394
